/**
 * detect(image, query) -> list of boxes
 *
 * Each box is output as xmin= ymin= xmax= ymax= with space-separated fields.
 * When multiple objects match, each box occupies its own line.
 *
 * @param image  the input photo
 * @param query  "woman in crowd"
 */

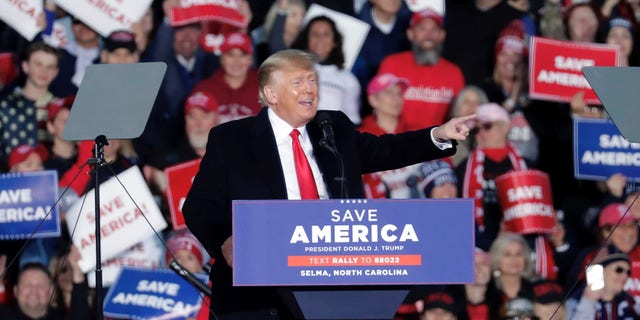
xmin=488 ymin=232 xmax=536 ymax=319
xmin=291 ymin=15 xmax=362 ymax=124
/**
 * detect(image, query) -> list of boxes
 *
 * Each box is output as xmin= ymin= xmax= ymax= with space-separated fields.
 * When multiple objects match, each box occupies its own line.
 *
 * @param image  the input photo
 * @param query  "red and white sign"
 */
xmin=496 ymin=170 xmax=555 ymax=234
xmin=170 ymin=0 xmax=247 ymax=28
xmin=0 ymin=53 xmax=18 ymax=85
xmin=54 ymin=0 xmax=152 ymax=37
xmin=66 ymin=166 xmax=168 ymax=273
xmin=87 ymin=235 xmax=164 ymax=288
xmin=0 ymin=0 xmax=42 ymax=40
xmin=404 ymin=0 xmax=445 ymax=15
xmin=529 ymin=36 xmax=618 ymax=104
xmin=165 ymin=159 xmax=201 ymax=230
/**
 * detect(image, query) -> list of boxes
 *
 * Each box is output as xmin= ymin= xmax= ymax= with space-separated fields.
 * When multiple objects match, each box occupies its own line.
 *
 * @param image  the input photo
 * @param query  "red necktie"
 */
xmin=290 ymin=129 xmax=319 ymax=199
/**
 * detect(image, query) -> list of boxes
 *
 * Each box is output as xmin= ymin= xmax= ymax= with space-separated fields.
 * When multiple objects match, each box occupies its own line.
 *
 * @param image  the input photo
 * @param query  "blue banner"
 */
xmin=574 ymin=119 xmax=640 ymax=181
xmin=0 ymin=170 xmax=60 ymax=240
xmin=232 ymin=199 xmax=475 ymax=286
xmin=103 ymin=267 xmax=207 ymax=320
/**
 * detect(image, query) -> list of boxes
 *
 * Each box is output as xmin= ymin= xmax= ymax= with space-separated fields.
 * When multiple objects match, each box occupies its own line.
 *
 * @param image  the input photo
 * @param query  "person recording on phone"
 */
xmin=570 ymin=253 xmax=640 ymax=319
xmin=182 ymin=49 xmax=475 ymax=319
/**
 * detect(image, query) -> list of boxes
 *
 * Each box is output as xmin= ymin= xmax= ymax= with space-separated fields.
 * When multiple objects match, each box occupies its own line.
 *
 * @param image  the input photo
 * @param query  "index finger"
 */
xmin=456 ymin=114 xmax=477 ymax=122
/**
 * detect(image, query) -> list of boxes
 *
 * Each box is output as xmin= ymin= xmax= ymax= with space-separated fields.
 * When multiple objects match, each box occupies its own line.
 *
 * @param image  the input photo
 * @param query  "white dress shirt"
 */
xmin=268 ymin=108 xmax=330 ymax=200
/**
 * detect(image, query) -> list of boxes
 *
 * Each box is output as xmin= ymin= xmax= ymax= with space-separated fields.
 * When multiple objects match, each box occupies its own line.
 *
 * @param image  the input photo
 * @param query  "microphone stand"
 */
xmin=88 ymin=135 xmax=109 ymax=320
xmin=169 ymin=260 xmax=211 ymax=296
xmin=319 ymin=140 xmax=349 ymax=199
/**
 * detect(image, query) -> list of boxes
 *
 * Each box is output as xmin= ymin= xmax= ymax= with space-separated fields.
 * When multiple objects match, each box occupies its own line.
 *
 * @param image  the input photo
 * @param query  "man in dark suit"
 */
xmin=183 ymin=49 xmax=475 ymax=319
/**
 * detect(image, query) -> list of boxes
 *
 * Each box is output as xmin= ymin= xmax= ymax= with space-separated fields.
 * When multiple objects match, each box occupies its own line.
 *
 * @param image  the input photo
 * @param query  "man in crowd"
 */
xmin=378 ymin=8 xmax=465 ymax=131
xmin=0 ymin=42 xmax=60 ymax=170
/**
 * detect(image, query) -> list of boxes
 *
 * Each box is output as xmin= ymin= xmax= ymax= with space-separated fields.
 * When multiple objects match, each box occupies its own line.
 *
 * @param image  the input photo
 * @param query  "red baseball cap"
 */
xmin=220 ymin=32 xmax=253 ymax=54
xmin=8 ymin=144 xmax=48 ymax=168
xmin=47 ymin=95 xmax=74 ymax=122
xmin=599 ymin=203 xmax=634 ymax=227
xmin=410 ymin=8 xmax=443 ymax=28
xmin=185 ymin=91 xmax=219 ymax=114
xmin=367 ymin=73 xmax=410 ymax=96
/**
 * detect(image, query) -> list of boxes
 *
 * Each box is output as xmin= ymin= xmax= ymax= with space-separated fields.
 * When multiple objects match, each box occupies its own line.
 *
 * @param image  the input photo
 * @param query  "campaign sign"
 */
xmin=87 ymin=235 xmax=164 ymax=288
xmin=0 ymin=0 xmax=42 ymax=40
xmin=529 ymin=37 xmax=618 ymax=104
xmin=103 ymin=267 xmax=206 ymax=319
xmin=54 ymin=0 xmax=152 ymax=37
xmin=0 ymin=170 xmax=60 ymax=240
xmin=573 ymin=118 xmax=640 ymax=182
xmin=66 ymin=166 xmax=168 ymax=272
xmin=495 ymin=170 xmax=555 ymax=234
xmin=405 ymin=0 xmax=445 ymax=14
xmin=165 ymin=159 xmax=201 ymax=230
xmin=233 ymin=199 xmax=474 ymax=286
xmin=170 ymin=0 xmax=247 ymax=28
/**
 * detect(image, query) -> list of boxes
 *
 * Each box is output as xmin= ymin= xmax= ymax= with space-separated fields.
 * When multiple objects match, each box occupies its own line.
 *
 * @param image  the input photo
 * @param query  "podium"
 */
xmin=232 ymin=199 xmax=475 ymax=319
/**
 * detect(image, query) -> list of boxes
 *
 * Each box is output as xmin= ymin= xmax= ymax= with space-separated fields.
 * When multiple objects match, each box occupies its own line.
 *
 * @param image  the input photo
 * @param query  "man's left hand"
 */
xmin=433 ymin=114 xmax=476 ymax=142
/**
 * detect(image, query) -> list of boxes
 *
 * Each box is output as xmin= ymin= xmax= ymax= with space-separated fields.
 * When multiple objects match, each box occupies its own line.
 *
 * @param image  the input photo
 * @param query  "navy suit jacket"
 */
xmin=182 ymin=108 xmax=456 ymax=314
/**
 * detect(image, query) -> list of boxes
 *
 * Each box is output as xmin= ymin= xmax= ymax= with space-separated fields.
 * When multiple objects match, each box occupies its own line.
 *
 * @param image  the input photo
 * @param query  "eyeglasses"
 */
xmin=613 ymin=265 xmax=631 ymax=276
xmin=478 ymin=122 xmax=495 ymax=131
xmin=470 ymin=122 xmax=495 ymax=134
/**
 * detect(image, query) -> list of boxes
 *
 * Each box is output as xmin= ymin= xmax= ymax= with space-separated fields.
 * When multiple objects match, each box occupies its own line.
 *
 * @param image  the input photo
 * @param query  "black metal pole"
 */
xmin=91 ymin=135 xmax=108 ymax=320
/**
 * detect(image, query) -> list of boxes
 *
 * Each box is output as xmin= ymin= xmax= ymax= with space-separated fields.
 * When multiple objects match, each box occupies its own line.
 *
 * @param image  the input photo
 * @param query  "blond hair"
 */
xmin=257 ymin=49 xmax=318 ymax=106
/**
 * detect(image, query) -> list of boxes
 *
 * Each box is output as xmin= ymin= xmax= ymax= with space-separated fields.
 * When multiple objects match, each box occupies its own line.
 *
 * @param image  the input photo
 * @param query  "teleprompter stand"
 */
xmin=62 ymin=62 xmax=166 ymax=319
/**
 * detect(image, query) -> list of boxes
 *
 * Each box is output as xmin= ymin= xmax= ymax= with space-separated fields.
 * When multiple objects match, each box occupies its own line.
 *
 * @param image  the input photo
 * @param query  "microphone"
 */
xmin=315 ymin=112 xmax=336 ymax=147
xmin=169 ymin=260 xmax=211 ymax=297
xmin=314 ymin=113 xmax=349 ymax=198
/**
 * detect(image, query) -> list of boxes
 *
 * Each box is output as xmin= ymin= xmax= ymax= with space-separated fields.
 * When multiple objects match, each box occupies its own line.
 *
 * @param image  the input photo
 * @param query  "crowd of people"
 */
xmin=0 ymin=0 xmax=639 ymax=319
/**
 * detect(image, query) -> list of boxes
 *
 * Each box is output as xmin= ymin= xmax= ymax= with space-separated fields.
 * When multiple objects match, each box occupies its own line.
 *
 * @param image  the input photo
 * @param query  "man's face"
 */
xmin=11 ymin=153 xmax=44 ymax=173
xmin=407 ymin=18 xmax=445 ymax=65
xmin=371 ymin=0 xmax=403 ymax=15
xmin=567 ymin=6 xmax=598 ymax=42
xmin=474 ymin=121 xmax=509 ymax=148
xmin=173 ymin=25 xmax=201 ymax=60
xmin=221 ymin=48 xmax=252 ymax=78
xmin=14 ymin=269 xmax=54 ymax=316
xmin=266 ymin=66 xmax=318 ymax=128
xmin=101 ymin=48 xmax=139 ymax=64
xmin=368 ymin=83 xmax=404 ymax=118
xmin=22 ymin=51 xmax=59 ymax=89
xmin=47 ymin=108 xmax=70 ymax=139
xmin=72 ymin=22 xmax=99 ymax=47
xmin=186 ymin=107 xmax=218 ymax=150
xmin=495 ymin=49 xmax=523 ymax=82
xmin=605 ymin=221 xmax=638 ymax=253
xmin=430 ymin=182 xmax=457 ymax=199
xmin=421 ymin=308 xmax=456 ymax=320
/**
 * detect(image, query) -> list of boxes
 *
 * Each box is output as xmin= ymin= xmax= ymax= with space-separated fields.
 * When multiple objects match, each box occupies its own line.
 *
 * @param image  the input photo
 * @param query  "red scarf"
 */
xmin=535 ymin=235 xmax=558 ymax=280
xmin=462 ymin=145 xmax=527 ymax=231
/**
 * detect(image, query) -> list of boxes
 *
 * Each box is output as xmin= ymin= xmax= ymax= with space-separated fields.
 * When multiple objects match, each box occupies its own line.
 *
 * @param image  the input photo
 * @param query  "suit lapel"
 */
xmin=250 ymin=108 xmax=288 ymax=199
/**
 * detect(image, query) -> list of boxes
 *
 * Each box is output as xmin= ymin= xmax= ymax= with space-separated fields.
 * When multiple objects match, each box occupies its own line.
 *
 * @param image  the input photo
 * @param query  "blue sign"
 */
xmin=574 ymin=119 xmax=640 ymax=181
xmin=103 ymin=267 xmax=207 ymax=320
xmin=0 ymin=170 xmax=60 ymax=240
xmin=232 ymin=199 xmax=475 ymax=286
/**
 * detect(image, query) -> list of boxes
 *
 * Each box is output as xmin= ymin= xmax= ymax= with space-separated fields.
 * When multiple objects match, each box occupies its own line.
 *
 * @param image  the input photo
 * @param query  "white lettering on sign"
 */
xmin=507 ymin=186 xmax=543 ymax=202
xmin=554 ymin=56 xmax=595 ymax=71
xmin=136 ymin=280 xmax=180 ymax=296
xmin=0 ymin=189 xmax=32 ymax=204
